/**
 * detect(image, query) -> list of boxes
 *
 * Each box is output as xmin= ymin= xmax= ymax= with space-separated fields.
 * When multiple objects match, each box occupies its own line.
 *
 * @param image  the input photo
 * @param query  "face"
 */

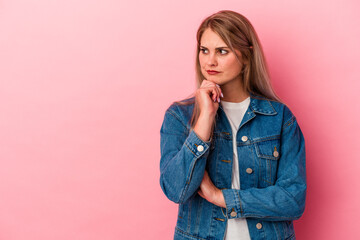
xmin=199 ymin=28 xmax=244 ymax=86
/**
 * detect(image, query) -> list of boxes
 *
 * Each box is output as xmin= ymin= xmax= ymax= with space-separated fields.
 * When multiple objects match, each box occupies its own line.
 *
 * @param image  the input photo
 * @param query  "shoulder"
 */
xmin=251 ymin=93 xmax=297 ymax=125
xmin=166 ymin=96 xmax=195 ymax=116
xmin=163 ymin=96 xmax=195 ymax=130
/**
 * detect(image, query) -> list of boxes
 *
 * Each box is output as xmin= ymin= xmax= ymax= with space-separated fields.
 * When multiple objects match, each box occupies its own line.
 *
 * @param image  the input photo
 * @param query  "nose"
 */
xmin=206 ymin=52 xmax=217 ymax=67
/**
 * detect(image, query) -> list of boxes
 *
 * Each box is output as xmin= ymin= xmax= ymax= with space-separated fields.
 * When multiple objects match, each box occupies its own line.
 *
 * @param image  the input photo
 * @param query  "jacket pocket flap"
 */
xmin=254 ymin=137 xmax=280 ymax=160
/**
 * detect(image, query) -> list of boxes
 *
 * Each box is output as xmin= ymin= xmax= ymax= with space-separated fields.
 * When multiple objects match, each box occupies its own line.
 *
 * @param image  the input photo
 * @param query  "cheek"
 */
xmin=199 ymin=55 xmax=205 ymax=67
xmin=223 ymin=58 xmax=242 ymax=73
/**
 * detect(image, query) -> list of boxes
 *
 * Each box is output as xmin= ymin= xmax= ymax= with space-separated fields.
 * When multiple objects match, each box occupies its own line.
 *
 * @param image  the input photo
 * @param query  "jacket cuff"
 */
xmin=222 ymin=189 xmax=244 ymax=219
xmin=184 ymin=129 xmax=211 ymax=158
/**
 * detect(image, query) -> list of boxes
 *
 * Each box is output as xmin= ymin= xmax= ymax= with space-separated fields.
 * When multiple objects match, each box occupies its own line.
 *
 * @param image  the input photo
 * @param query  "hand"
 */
xmin=195 ymin=79 xmax=223 ymax=117
xmin=198 ymin=170 xmax=226 ymax=208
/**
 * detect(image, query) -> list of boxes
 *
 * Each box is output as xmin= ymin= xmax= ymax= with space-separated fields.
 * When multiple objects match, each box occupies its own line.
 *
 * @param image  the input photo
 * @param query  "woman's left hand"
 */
xmin=198 ymin=170 xmax=226 ymax=208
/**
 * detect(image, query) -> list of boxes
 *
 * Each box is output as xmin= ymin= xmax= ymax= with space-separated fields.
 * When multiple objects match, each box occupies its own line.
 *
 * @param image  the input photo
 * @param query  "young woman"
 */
xmin=159 ymin=10 xmax=306 ymax=240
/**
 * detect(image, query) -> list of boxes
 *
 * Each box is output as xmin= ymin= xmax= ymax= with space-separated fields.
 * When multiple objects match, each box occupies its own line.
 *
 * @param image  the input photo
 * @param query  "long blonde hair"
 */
xmin=175 ymin=10 xmax=283 ymax=135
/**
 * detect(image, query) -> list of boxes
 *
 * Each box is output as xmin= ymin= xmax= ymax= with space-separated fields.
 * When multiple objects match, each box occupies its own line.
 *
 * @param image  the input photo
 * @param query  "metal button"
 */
xmin=230 ymin=210 xmax=237 ymax=217
xmin=273 ymin=150 xmax=279 ymax=157
xmin=246 ymin=168 xmax=253 ymax=174
xmin=241 ymin=136 xmax=248 ymax=142
xmin=197 ymin=145 xmax=204 ymax=152
xmin=256 ymin=223 xmax=262 ymax=229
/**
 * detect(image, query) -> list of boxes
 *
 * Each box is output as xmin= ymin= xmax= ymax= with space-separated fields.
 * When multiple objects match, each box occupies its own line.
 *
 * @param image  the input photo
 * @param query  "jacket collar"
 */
xmin=218 ymin=92 xmax=277 ymax=116
xmin=248 ymin=92 xmax=277 ymax=115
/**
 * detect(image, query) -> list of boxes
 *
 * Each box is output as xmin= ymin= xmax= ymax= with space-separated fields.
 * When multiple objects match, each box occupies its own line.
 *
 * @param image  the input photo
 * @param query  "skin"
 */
xmin=194 ymin=28 xmax=250 ymax=208
xmin=199 ymin=28 xmax=250 ymax=103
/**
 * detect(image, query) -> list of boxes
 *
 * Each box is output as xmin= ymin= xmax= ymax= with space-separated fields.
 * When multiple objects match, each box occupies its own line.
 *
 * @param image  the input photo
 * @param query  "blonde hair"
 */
xmin=175 ymin=10 xmax=284 ymax=135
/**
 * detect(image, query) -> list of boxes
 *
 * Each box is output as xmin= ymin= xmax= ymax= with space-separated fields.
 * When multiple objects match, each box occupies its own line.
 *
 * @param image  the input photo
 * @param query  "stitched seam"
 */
xmin=175 ymin=227 xmax=206 ymax=240
xmin=168 ymin=108 xmax=188 ymax=131
xmin=264 ymin=179 xmax=273 ymax=185
xmin=251 ymin=95 xmax=280 ymax=102
xmin=263 ymin=222 xmax=267 ymax=238
xmin=258 ymin=145 xmax=262 ymax=185
xmin=242 ymin=214 xmax=302 ymax=219
xmin=251 ymin=146 xmax=256 ymax=187
xmin=236 ymin=190 xmax=244 ymax=216
xmin=266 ymin=99 xmax=277 ymax=113
xmin=254 ymin=140 xmax=281 ymax=161
xmin=286 ymin=232 xmax=295 ymax=239
xmin=282 ymin=221 xmax=286 ymax=238
xmin=187 ymin=198 xmax=192 ymax=232
xmin=273 ymin=222 xmax=281 ymax=240
xmin=252 ymin=134 xmax=281 ymax=143
xmin=269 ymin=159 xmax=272 ymax=185
xmin=221 ymin=206 xmax=227 ymax=218
xmin=239 ymin=112 xmax=256 ymax=128
xmin=195 ymin=197 xmax=203 ymax=234
xmin=283 ymin=115 xmax=296 ymax=129
xmin=185 ymin=142 xmax=196 ymax=156
xmin=177 ymin=156 xmax=197 ymax=202
xmin=179 ymin=204 xmax=183 ymax=219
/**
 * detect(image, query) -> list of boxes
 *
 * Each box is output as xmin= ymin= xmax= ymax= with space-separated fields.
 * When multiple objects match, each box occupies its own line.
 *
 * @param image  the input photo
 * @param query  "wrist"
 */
xmin=213 ymin=188 xmax=226 ymax=208
xmin=194 ymin=114 xmax=214 ymax=142
xmin=199 ymin=111 xmax=216 ymax=120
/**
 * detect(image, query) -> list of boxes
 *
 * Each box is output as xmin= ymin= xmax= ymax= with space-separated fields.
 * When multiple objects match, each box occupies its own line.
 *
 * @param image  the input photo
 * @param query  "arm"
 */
xmin=159 ymin=105 xmax=212 ymax=204
xmin=221 ymin=111 xmax=307 ymax=221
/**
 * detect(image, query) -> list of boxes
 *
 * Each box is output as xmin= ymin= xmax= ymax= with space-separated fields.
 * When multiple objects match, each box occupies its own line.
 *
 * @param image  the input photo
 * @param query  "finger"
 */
xmin=201 ymin=80 xmax=220 ymax=102
xmin=203 ymin=85 xmax=217 ymax=103
xmin=212 ymin=85 xmax=220 ymax=103
xmin=207 ymin=82 xmax=221 ymax=102
xmin=215 ymin=84 xmax=223 ymax=98
xmin=214 ymin=85 xmax=222 ymax=102
xmin=198 ymin=87 xmax=216 ymax=103
xmin=211 ymin=87 xmax=218 ymax=103
xmin=200 ymin=79 xmax=211 ymax=88
xmin=198 ymin=189 xmax=204 ymax=198
xmin=203 ymin=170 xmax=211 ymax=182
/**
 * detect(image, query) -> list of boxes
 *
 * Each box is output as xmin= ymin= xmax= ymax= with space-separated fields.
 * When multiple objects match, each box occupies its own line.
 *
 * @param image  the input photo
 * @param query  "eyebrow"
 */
xmin=200 ymin=46 xmax=229 ymax=49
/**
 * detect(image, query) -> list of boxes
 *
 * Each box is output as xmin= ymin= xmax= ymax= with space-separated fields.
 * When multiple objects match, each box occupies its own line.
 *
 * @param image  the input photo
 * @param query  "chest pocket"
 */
xmin=254 ymin=136 xmax=281 ymax=187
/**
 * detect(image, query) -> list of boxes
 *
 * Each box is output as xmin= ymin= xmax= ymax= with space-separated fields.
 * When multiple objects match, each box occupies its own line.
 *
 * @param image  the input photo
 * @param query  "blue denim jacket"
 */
xmin=159 ymin=92 xmax=306 ymax=240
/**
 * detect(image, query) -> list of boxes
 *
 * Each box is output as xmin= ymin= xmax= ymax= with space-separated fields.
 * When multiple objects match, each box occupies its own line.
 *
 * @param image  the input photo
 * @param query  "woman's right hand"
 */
xmin=195 ymin=79 xmax=223 ymax=117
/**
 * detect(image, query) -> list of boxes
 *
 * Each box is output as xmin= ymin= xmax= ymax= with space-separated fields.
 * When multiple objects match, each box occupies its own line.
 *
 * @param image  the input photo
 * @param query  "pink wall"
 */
xmin=0 ymin=0 xmax=359 ymax=239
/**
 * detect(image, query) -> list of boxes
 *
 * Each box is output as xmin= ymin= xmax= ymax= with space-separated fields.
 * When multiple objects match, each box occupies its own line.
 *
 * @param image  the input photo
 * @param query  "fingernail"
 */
xmin=216 ymin=84 xmax=220 ymax=87
xmin=217 ymin=97 xmax=220 ymax=103
xmin=221 ymin=93 xmax=224 ymax=98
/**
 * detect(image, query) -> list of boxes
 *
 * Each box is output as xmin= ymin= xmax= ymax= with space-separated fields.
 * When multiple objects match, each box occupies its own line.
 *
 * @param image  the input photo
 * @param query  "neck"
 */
xmin=220 ymin=78 xmax=250 ymax=102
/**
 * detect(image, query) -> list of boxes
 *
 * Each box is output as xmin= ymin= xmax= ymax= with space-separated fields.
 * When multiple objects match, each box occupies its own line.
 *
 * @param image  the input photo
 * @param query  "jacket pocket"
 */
xmin=254 ymin=135 xmax=281 ymax=187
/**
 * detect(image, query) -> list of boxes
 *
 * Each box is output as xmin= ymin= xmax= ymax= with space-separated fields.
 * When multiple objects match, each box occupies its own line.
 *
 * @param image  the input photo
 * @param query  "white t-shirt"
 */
xmin=221 ymin=97 xmax=251 ymax=240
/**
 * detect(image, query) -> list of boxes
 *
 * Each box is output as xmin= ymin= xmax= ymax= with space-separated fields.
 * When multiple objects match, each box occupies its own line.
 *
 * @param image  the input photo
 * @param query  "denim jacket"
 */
xmin=159 ymin=92 xmax=306 ymax=240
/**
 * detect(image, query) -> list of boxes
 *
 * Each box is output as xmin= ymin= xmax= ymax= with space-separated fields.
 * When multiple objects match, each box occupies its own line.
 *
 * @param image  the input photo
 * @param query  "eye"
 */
xmin=200 ymin=48 xmax=208 ymax=54
xmin=219 ymin=49 xmax=228 ymax=55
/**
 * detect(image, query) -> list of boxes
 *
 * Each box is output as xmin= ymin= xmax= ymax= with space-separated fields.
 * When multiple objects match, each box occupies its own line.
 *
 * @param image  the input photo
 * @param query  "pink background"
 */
xmin=0 ymin=0 xmax=359 ymax=239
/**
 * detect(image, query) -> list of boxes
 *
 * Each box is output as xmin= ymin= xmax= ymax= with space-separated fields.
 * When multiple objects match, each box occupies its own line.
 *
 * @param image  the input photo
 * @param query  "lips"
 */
xmin=207 ymin=70 xmax=220 ymax=74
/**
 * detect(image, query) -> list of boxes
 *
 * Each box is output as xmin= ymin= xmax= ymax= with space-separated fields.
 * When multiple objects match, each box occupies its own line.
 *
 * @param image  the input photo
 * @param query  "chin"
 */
xmin=206 ymin=76 xmax=219 ymax=81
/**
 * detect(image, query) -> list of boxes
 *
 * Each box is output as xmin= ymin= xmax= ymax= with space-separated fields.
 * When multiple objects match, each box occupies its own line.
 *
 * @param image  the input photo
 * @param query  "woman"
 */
xmin=159 ymin=10 xmax=306 ymax=240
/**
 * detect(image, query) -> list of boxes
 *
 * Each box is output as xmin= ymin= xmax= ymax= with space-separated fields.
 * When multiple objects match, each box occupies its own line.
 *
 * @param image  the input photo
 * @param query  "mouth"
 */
xmin=207 ymin=70 xmax=220 ymax=75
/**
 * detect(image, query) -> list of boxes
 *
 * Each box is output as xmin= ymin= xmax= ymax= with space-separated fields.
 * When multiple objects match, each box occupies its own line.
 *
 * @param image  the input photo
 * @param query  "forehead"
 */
xmin=200 ymin=28 xmax=227 ymax=47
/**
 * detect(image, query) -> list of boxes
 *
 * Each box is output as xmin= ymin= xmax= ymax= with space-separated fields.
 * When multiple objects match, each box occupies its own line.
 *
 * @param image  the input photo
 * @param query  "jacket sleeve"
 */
xmin=221 ymin=109 xmax=307 ymax=221
xmin=159 ymin=105 xmax=212 ymax=204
